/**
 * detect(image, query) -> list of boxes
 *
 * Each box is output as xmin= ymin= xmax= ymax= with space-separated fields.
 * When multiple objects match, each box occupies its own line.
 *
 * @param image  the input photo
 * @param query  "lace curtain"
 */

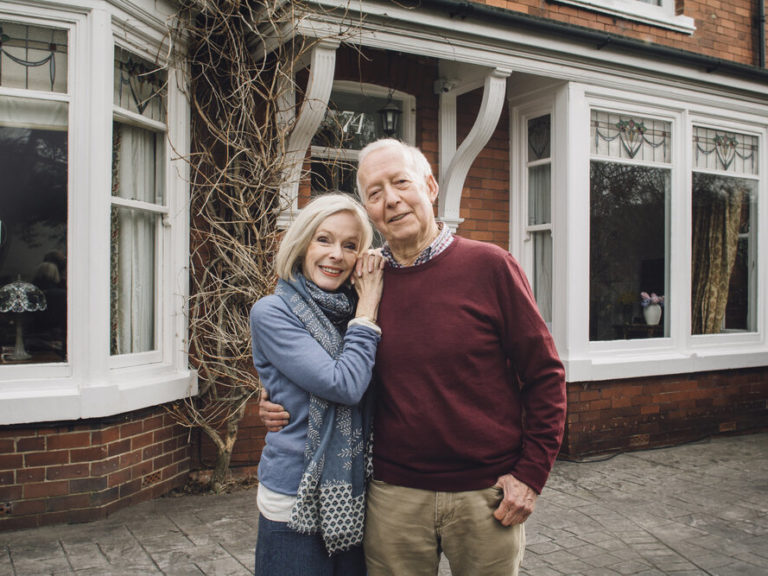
xmin=110 ymin=123 xmax=156 ymax=354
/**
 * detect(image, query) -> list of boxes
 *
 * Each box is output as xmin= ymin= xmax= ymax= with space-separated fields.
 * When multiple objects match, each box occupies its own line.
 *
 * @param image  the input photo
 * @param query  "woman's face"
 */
xmin=302 ymin=211 xmax=362 ymax=292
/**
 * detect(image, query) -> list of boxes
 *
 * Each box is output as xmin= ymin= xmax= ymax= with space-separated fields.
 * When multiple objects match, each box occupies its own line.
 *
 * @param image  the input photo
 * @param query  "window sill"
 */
xmin=553 ymin=0 xmax=696 ymax=35
xmin=0 ymin=368 xmax=197 ymax=425
xmin=565 ymin=345 xmax=768 ymax=382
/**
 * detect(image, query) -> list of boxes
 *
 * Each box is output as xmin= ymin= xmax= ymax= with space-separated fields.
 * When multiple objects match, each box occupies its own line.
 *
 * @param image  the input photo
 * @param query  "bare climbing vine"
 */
xmin=165 ymin=0 xmax=365 ymax=489
xmin=167 ymin=0 xmax=308 ymax=488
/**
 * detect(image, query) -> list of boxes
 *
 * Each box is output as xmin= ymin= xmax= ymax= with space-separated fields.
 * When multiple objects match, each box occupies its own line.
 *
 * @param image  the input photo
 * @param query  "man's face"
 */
xmin=358 ymin=146 xmax=438 ymax=247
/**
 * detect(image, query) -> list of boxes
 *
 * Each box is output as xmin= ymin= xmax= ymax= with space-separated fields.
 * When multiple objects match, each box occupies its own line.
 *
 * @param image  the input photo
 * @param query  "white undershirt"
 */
xmin=256 ymin=483 xmax=296 ymax=522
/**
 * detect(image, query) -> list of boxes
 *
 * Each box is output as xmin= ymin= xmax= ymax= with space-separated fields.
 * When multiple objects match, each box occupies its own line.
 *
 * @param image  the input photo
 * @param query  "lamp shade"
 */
xmin=0 ymin=279 xmax=47 ymax=313
xmin=0 ymin=278 xmax=48 ymax=361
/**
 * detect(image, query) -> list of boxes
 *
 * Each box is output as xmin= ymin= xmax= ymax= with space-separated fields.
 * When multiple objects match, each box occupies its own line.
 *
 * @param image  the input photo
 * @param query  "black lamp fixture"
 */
xmin=378 ymin=92 xmax=401 ymax=138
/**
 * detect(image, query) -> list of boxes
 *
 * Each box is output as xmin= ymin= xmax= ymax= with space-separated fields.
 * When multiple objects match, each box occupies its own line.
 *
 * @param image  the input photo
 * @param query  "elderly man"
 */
xmin=261 ymin=139 xmax=567 ymax=576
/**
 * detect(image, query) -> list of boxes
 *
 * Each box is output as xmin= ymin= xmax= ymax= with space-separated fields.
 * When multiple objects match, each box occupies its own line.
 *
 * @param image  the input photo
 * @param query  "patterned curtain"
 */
xmin=110 ymin=124 xmax=121 ymax=355
xmin=691 ymin=177 xmax=744 ymax=334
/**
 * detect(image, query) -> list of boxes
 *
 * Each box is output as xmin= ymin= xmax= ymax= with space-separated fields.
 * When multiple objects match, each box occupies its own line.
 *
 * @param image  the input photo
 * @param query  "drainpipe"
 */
xmin=421 ymin=0 xmax=768 ymax=82
xmin=759 ymin=0 xmax=766 ymax=68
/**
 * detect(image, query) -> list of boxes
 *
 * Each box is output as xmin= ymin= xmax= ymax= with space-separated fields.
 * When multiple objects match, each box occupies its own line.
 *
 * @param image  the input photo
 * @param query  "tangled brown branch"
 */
xmin=166 ymin=0 xmax=366 ymax=485
xmin=166 ymin=0 xmax=314 ymax=482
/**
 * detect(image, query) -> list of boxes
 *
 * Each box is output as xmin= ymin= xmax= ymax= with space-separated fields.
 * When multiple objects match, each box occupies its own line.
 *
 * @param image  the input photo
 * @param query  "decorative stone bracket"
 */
xmin=277 ymin=39 xmax=339 ymax=229
xmin=437 ymin=67 xmax=511 ymax=231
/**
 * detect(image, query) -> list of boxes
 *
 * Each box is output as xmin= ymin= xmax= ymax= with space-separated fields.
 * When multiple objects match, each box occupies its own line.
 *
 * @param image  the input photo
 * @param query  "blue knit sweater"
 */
xmin=250 ymin=294 xmax=380 ymax=496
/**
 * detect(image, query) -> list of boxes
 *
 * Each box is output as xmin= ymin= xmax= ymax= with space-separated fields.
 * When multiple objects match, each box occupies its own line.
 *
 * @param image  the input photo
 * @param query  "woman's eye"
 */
xmin=344 ymin=243 xmax=358 ymax=251
xmin=315 ymin=236 xmax=329 ymax=244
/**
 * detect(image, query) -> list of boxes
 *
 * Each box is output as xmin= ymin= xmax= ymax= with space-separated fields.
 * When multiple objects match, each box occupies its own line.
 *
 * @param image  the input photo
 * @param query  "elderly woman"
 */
xmin=250 ymin=193 xmax=384 ymax=576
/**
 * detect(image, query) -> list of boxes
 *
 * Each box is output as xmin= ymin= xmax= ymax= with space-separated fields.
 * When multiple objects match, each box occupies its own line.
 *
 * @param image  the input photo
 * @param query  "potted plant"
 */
xmin=640 ymin=292 xmax=664 ymax=325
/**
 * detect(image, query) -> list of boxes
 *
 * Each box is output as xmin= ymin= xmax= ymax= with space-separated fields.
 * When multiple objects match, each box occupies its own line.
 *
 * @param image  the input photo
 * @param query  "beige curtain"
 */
xmin=691 ymin=180 xmax=743 ymax=334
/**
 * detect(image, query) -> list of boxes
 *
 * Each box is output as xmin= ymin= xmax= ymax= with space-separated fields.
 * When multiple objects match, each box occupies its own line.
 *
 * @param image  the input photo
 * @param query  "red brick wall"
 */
xmin=563 ymin=367 xmax=768 ymax=457
xmin=469 ymin=0 xmax=764 ymax=66
xmin=0 ymin=405 xmax=190 ymax=531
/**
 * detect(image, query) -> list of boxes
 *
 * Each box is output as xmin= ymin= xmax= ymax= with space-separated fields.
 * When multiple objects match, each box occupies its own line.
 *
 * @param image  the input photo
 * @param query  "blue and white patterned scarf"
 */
xmin=275 ymin=274 xmax=373 ymax=555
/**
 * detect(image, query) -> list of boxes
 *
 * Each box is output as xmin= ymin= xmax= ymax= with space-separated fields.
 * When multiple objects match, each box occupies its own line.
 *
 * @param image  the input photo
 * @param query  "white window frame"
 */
xmin=109 ymin=40 xmax=169 ymax=368
xmin=588 ymin=106 xmax=674 ymax=342
xmin=0 ymin=0 xmax=195 ymax=425
xmin=560 ymin=83 xmax=768 ymax=383
xmin=553 ymin=0 xmax=695 ymax=34
xmin=688 ymin=117 xmax=764 ymax=348
xmin=511 ymin=99 xmax=556 ymax=330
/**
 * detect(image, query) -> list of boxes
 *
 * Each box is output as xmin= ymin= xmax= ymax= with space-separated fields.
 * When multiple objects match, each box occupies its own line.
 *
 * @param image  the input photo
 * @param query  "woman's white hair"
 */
xmin=274 ymin=192 xmax=373 ymax=281
xmin=356 ymin=138 xmax=433 ymax=200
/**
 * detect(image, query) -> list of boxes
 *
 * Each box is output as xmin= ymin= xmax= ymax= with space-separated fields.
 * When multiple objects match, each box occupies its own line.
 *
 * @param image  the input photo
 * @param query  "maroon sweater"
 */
xmin=372 ymin=236 xmax=566 ymax=494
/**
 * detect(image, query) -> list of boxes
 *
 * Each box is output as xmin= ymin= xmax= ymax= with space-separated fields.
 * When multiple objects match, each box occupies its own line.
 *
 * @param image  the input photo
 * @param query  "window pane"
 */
xmin=533 ymin=231 xmax=552 ymax=325
xmin=0 ymin=101 xmax=68 ymax=363
xmin=110 ymin=206 xmax=156 ymax=355
xmin=310 ymin=157 xmax=357 ymax=196
xmin=112 ymin=123 xmax=164 ymax=204
xmin=590 ymin=162 xmax=670 ymax=341
xmin=691 ymin=173 xmax=757 ymax=334
xmin=592 ymin=111 xmax=671 ymax=163
xmin=0 ymin=21 xmax=68 ymax=93
xmin=312 ymin=91 xmax=398 ymax=150
xmin=113 ymin=47 xmax=166 ymax=122
xmin=110 ymin=122 xmax=161 ymax=355
xmin=528 ymin=165 xmax=551 ymax=225
xmin=528 ymin=115 xmax=550 ymax=160
xmin=693 ymin=128 xmax=758 ymax=175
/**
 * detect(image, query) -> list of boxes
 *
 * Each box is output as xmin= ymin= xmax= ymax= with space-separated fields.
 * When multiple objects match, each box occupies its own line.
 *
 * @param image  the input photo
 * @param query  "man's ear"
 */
xmin=425 ymin=174 xmax=439 ymax=203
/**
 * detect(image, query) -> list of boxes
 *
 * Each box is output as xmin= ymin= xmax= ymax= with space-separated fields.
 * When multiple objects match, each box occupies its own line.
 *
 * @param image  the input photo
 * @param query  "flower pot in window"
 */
xmin=643 ymin=303 xmax=662 ymax=326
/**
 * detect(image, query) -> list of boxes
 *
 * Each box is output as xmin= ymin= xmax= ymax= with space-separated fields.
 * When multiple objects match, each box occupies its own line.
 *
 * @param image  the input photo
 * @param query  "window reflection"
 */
xmin=590 ymin=162 xmax=669 ymax=341
xmin=0 ymin=124 xmax=67 ymax=362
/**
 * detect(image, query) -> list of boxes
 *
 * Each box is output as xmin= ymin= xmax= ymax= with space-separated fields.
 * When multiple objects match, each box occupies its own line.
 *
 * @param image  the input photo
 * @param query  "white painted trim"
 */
xmin=553 ymin=0 xmax=695 ymax=34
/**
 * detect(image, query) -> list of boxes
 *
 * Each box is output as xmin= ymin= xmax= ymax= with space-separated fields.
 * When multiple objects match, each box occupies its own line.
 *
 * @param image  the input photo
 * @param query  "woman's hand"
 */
xmin=353 ymin=250 xmax=385 ymax=322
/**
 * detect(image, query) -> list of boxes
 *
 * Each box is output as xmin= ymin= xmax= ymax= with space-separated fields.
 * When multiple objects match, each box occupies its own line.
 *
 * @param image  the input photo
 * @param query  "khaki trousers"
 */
xmin=364 ymin=479 xmax=526 ymax=576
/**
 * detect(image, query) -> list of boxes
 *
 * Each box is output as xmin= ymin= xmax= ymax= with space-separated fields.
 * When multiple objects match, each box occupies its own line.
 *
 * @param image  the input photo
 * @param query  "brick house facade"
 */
xmin=2 ymin=0 xmax=767 ymax=530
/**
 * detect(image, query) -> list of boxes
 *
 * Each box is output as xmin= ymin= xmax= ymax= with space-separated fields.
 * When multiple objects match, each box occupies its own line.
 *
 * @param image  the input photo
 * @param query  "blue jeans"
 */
xmin=255 ymin=515 xmax=366 ymax=576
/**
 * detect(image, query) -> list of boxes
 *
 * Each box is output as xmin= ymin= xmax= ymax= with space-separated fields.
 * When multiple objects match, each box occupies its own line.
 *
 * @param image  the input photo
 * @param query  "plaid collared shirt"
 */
xmin=382 ymin=221 xmax=454 ymax=268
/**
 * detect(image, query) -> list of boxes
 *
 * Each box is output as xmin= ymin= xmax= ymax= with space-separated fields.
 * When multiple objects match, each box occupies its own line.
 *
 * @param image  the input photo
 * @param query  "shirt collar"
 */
xmin=382 ymin=222 xmax=454 ymax=268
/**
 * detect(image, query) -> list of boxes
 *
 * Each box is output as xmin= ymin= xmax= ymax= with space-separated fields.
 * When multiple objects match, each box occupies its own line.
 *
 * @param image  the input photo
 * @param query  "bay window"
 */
xmin=0 ymin=2 xmax=193 ymax=425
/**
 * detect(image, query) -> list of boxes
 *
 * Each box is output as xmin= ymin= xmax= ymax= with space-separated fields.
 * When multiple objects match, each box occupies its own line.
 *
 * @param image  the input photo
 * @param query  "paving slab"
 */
xmin=1 ymin=431 xmax=766 ymax=575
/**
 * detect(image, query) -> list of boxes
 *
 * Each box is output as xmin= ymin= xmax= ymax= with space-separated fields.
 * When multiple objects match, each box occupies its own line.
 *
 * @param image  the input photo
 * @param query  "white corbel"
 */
xmin=277 ymin=39 xmax=339 ymax=228
xmin=438 ymin=67 xmax=511 ymax=232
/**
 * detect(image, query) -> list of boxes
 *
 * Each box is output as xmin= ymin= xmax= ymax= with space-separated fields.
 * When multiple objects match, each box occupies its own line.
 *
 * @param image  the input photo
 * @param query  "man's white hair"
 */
xmin=356 ymin=138 xmax=434 ymax=200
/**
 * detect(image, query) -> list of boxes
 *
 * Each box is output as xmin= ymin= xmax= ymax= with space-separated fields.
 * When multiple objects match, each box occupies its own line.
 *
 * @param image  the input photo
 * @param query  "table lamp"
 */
xmin=0 ymin=277 xmax=47 ymax=361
